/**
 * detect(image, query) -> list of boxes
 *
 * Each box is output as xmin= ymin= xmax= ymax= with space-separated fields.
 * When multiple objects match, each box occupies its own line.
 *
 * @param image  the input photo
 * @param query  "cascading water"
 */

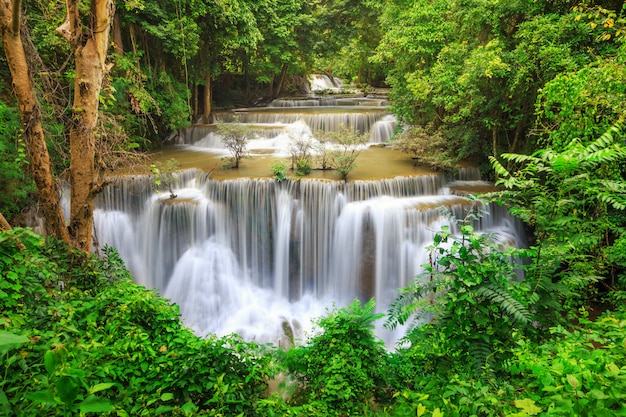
xmin=93 ymin=170 xmax=525 ymax=346
xmin=92 ymin=81 xmax=524 ymax=346
xmin=172 ymin=87 xmax=397 ymax=152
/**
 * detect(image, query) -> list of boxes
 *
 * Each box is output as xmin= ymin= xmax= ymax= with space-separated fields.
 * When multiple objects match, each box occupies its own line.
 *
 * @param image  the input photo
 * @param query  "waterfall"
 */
xmin=176 ymin=94 xmax=397 ymax=153
xmin=93 ymin=170 xmax=525 ymax=345
xmin=370 ymin=115 xmax=397 ymax=143
xmin=308 ymin=74 xmax=345 ymax=92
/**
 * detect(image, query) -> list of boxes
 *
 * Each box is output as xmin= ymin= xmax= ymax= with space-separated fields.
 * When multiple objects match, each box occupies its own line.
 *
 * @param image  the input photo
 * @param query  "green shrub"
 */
xmin=0 ymin=228 xmax=274 ymax=416
xmin=284 ymin=298 xmax=388 ymax=416
xmin=0 ymin=101 xmax=35 ymax=222
xmin=506 ymin=309 xmax=626 ymax=416
xmin=386 ymin=222 xmax=537 ymax=377
xmin=295 ymin=158 xmax=312 ymax=176
xmin=270 ymin=160 xmax=289 ymax=182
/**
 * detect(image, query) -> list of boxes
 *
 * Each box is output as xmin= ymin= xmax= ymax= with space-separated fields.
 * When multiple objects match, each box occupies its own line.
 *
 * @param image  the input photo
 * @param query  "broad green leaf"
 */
xmin=155 ymin=405 xmax=176 ymax=414
xmin=56 ymin=375 xmax=80 ymax=405
xmin=514 ymin=398 xmax=542 ymax=415
xmin=44 ymin=350 xmax=59 ymax=375
xmin=160 ymin=392 xmax=174 ymax=401
xmin=77 ymin=395 xmax=114 ymax=413
xmin=25 ymin=390 xmax=58 ymax=405
xmin=0 ymin=331 xmax=29 ymax=350
xmin=566 ymin=374 xmax=580 ymax=389
xmin=89 ymin=382 xmax=117 ymax=394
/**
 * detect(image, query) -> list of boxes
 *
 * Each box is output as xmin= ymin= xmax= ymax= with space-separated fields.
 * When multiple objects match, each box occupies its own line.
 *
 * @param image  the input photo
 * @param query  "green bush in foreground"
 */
xmin=282 ymin=298 xmax=388 ymax=416
xmin=0 ymin=228 xmax=273 ymax=416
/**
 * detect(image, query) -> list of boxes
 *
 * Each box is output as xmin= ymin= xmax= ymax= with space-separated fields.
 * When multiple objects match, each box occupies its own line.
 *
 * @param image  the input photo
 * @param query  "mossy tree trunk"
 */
xmin=0 ymin=0 xmax=70 ymax=243
xmin=57 ymin=0 xmax=114 ymax=253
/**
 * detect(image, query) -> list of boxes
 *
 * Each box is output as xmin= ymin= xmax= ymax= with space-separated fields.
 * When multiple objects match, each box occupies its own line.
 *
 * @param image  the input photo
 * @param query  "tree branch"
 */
xmin=10 ymin=0 xmax=20 ymax=33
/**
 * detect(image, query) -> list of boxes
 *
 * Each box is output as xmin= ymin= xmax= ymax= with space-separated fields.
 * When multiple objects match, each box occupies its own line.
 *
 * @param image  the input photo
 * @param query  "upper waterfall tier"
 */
xmin=176 ymin=95 xmax=398 ymax=153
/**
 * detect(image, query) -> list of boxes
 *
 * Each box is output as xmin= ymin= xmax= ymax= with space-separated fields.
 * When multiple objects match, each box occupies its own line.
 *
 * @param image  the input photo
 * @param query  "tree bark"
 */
xmin=203 ymin=71 xmax=212 ymax=123
xmin=273 ymin=64 xmax=288 ymax=100
xmin=111 ymin=8 xmax=123 ymax=56
xmin=0 ymin=211 xmax=11 ymax=231
xmin=0 ymin=0 xmax=70 ymax=243
xmin=58 ymin=0 xmax=114 ymax=252
xmin=193 ymin=83 xmax=198 ymax=119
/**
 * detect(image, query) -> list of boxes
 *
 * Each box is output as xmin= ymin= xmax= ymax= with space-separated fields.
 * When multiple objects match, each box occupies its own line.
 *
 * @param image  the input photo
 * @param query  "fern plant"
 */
xmin=386 ymin=222 xmax=537 ymax=376
xmin=489 ymin=121 xmax=626 ymax=310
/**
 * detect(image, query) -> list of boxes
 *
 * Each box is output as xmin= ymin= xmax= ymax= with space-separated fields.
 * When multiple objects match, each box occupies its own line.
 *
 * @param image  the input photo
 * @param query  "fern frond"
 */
xmin=469 ymin=338 xmax=493 ymax=376
xmin=597 ymin=192 xmax=626 ymax=211
xmin=476 ymin=284 xmax=531 ymax=325
xmin=385 ymin=280 xmax=437 ymax=329
xmin=499 ymin=153 xmax=538 ymax=164
xmin=584 ymin=144 xmax=626 ymax=164
xmin=583 ymin=122 xmax=623 ymax=155
xmin=346 ymin=298 xmax=384 ymax=328
xmin=490 ymin=156 xmax=511 ymax=178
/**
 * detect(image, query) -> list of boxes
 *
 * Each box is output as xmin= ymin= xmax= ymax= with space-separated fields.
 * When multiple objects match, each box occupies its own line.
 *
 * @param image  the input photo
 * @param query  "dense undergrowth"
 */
xmin=2 ymin=225 xmax=626 ymax=416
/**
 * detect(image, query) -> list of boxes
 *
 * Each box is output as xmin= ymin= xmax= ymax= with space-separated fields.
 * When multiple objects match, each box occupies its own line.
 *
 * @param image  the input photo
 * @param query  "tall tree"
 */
xmin=0 ymin=0 xmax=70 ymax=243
xmin=56 ymin=0 xmax=114 ymax=252
xmin=1 ymin=0 xmax=114 ymax=253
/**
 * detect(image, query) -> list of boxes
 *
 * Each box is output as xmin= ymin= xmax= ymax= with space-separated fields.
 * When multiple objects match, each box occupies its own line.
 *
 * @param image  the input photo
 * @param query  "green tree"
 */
xmin=314 ymin=125 xmax=368 ymax=181
xmin=534 ymin=46 xmax=626 ymax=151
xmin=372 ymin=0 xmax=453 ymax=123
xmin=391 ymin=125 xmax=456 ymax=171
xmin=217 ymin=121 xmax=252 ymax=169
xmin=191 ymin=0 xmax=261 ymax=121
xmin=247 ymin=0 xmax=310 ymax=99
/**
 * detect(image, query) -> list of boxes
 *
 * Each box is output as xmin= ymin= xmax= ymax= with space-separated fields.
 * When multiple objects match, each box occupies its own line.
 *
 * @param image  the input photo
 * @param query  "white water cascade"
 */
xmin=93 ymin=170 xmax=525 ymax=346
xmin=174 ymin=83 xmax=397 ymax=154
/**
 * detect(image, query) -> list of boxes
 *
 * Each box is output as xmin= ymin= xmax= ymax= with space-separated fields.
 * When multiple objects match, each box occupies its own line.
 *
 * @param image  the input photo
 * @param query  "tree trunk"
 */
xmin=203 ymin=71 xmax=212 ymax=124
xmin=492 ymin=124 xmax=499 ymax=180
xmin=0 ymin=0 xmax=70 ymax=243
xmin=193 ymin=83 xmax=198 ymax=119
xmin=59 ymin=0 xmax=114 ymax=253
xmin=273 ymin=64 xmax=288 ymax=99
xmin=0 ymin=211 xmax=11 ymax=231
xmin=111 ymin=8 xmax=123 ymax=55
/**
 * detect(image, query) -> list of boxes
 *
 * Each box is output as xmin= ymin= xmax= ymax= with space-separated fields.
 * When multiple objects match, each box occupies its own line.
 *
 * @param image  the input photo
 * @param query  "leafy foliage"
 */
xmin=0 ymin=100 xmax=35 ymax=222
xmin=217 ymin=121 xmax=253 ymax=169
xmin=270 ymin=159 xmax=289 ymax=182
xmin=0 ymin=228 xmax=273 ymax=416
xmin=490 ymin=122 xmax=626 ymax=308
xmin=507 ymin=310 xmax=626 ymax=416
xmin=3 ymin=224 xmax=626 ymax=416
xmin=386 ymin=221 xmax=537 ymax=376
xmin=535 ymin=48 xmax=626 ymax=151
xmin=284 ymin=298 xmax=388 ymax=415
xmin=314 ymin=125 xmax=369 ymax=181
xmin=391 ymin=125 xmax=457 ymax=171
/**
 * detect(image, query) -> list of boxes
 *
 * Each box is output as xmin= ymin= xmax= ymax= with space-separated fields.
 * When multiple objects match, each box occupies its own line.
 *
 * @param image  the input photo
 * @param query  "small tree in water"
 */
xmin=217 ymin=120 xmax=252 ymax=168
xmin=315 ymin=125 xmax=368 ymax=181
